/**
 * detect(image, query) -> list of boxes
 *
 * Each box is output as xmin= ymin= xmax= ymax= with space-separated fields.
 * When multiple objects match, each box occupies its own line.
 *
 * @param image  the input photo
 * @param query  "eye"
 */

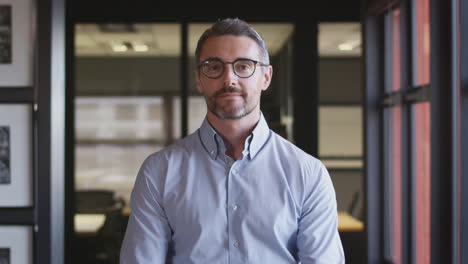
xmin=204 ymin=61 xmax=222 ymax=72
xmin=209 ymin=64 xmax=220 ymax=71
xmin=235 ymin=60 xmax=254 ymax=73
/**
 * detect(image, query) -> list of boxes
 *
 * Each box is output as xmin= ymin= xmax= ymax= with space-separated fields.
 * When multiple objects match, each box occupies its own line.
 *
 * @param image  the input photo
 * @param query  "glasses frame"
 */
xmin=198 ymin=58 xmax=269 ymax=79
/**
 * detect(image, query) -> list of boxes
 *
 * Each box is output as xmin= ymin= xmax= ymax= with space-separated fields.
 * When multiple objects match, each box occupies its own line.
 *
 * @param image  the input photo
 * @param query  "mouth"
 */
xmin=216 ymin=92 xmax=242 ymax=98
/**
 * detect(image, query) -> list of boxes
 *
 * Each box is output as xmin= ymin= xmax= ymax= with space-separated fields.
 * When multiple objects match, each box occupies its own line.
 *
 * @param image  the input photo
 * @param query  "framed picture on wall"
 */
xmin=0 ymin=226 xmax=33 ymax=264
xmin=0 ymin=0 xmax=33 ymax=87
xmin=0 ymin=104 xmax=33 ymax=207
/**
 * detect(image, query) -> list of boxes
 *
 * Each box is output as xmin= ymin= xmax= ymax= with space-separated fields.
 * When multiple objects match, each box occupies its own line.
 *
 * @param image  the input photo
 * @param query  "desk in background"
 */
xmin=338 ymin=211 xmax=365 ymax=264
xmin=75 ymin=211 xmax=364 ymax=235
xmin=75 ymin=214 xmax=106 ymax=236
xmin=75 ymin=211 xmax=365 ymax=263
xmin=338 ymin=211 xmax=364 ymax=232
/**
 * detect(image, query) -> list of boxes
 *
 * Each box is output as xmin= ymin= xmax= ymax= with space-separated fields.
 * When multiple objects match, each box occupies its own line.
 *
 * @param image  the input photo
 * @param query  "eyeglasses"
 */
xmin=198 ymin=58 xmax=269 ymax=79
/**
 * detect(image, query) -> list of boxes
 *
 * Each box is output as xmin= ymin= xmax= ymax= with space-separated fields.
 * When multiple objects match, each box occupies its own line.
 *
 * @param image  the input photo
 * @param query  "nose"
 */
xmin=221 ymin=63 xmax=238 ymax=86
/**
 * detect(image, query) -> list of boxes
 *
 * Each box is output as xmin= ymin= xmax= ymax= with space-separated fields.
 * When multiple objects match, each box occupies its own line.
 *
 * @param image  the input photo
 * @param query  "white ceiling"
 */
xmin=75 ymin=22 xmax=360 ymax=58
xmin=318 ymin=23 xmax=362 ymax=57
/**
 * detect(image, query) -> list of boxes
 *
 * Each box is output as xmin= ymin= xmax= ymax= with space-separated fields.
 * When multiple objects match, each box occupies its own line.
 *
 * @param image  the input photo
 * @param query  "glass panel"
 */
xmin=75 ymin=22 xmax=181 ymax=201
xmin=413 ymin=102 xmax=431 ymax=264
xmin=318 ymin=22 xmax=364 ymax=233
xmin=188 ymin=23 xmax=295 ymax=141
xmin=319 ymin=23 xmax=362 ymax=104
xmin=318 ymin=22 xmax=363 ymax=169
xmin=412 ymin=0 xmax=431 ymax=261
xmin=318 ymin=106 xmax=363 ymax=169
xmin=391 ymin=106 xmax=402 ymax=263
xmin=384 ymin=107 xmax=403 ymax=264
xmin=75 ymin=97 xmax=167 ymax=202
xmin=383 ymin=9 xmax=402 ymax=263
xmin=383 ymin=107 xmax=392 ymax=260
xmin=254 ymin=23 xmax=294 ymax=141
xmin=74 ymin=23 xmax=181 ymax=263
xmin=392 ymin=9 xmax=401 ymax=92
xmin=384 ymin=12 xmax=393 ymax=94
xmin=413 ymin=0 xmax=430 ymax=86
xmin=187 ymin=23 xmax=212 ymax=135
xmin=391 ymin=9 xmax=402 ymax=263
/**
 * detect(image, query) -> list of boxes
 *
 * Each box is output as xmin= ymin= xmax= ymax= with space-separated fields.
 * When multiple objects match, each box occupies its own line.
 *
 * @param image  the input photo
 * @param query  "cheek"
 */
xmin=198 ymin=81 xmax=211 ymax=95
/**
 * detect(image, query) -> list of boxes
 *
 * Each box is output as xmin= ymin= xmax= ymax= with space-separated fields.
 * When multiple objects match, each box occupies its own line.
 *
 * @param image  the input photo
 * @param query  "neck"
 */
xmin=207 ymin=109 xmax=260 ymax=160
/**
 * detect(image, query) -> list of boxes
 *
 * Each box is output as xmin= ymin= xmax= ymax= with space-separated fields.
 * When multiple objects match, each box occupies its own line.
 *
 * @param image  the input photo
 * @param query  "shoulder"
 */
xmin=266 ymin=132 xmax=334 ymax=208
xmin=269 ymin=131 xmax=323 ymax=171
xmin=137 ymin=131 xmax=200 ymax=181
xmin=268 ymin=131 xmax=330 ymax=188
xmin=145 ymin=130 xmax=200 ymax=164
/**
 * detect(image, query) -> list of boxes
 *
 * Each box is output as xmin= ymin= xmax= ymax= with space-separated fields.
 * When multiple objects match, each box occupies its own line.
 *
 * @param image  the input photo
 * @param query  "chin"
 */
xmin=215 ymin=107 xmax=257 ymax=120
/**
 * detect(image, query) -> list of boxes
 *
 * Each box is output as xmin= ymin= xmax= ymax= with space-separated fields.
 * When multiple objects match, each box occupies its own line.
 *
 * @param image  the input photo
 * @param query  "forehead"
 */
xmin=200 ymin=35 xmax=261 ymax=61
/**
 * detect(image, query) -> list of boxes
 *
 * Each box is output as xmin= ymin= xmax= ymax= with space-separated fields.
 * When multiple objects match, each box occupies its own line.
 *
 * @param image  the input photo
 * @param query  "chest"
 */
xmin=162 ymin=156 xmax=301 ymax=236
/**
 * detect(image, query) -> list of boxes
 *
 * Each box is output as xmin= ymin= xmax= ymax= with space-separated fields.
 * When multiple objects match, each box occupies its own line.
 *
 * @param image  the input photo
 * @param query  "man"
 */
xmin=120 ymin=18 xmax=344 ymax=263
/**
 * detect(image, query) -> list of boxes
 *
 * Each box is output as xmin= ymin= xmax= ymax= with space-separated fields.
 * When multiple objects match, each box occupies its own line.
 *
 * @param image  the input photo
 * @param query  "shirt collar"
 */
xmin=248 ymin=113 xmax=270 ymax=159
xmin=198 ymin=113 xmax=271 ymax=160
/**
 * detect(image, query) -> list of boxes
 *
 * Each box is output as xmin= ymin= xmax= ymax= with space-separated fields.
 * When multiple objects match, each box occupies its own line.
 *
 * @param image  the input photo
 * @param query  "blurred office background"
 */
xmin=3 ymin=0 xmax=464 ymax=264
xmin=72 ymin=21 xmax=364 ymax=263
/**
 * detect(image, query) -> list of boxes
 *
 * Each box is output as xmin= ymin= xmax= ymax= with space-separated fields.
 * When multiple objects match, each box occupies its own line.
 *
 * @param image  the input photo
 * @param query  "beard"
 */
xmin=205 ymin=85 xmax=259 ymax=120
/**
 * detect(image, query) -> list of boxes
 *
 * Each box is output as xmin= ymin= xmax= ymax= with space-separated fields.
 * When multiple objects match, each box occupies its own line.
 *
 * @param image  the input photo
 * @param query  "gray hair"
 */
xmin=195 ymin=18 xmax=270 ymax=66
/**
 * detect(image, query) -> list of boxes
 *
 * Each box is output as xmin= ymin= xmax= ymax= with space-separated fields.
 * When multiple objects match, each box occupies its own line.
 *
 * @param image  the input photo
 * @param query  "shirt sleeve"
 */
xmin=120 ymin=155 xmax=172 ymax=263
xmin=297 ymin=161 xmax=345 ymax=264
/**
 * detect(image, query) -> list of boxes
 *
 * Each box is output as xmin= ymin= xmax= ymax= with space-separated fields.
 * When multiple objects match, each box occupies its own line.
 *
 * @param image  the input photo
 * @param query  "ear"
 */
xmin=261 ymin=65 xmax=273 ymax=91
xmin=195 ymin=70 xmax=203 ymax=93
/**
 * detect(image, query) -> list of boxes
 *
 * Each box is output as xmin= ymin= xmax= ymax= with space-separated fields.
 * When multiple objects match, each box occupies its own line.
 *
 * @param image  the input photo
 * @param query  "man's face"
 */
xmin=195 ymin=35 xmax=272 ymax=120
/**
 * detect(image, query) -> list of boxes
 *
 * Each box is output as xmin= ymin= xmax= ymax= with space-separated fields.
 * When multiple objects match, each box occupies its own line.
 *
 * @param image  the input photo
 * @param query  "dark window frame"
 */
xmin=459 ymin=0 xmax=468 ymax=262
xmin=365 ymin=0 xmax=461 ymax=263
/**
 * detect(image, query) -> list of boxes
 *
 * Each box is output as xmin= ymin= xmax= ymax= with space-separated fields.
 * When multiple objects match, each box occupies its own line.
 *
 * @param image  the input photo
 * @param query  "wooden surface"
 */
xmin=75 ymin=214 xmax=105 ymax=236
xmin=75 ymin=210 xmax=365 ymax=235
xmin=338 ymin=211 xmax=364 ymax=232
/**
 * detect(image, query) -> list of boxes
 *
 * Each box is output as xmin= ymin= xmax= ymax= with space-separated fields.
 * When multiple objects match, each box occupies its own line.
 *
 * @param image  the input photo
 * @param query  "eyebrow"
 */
xmin=201 ymin=57 xmax=256 ymax=62
xmin=202 ymin=57 xmax=221 ymax=62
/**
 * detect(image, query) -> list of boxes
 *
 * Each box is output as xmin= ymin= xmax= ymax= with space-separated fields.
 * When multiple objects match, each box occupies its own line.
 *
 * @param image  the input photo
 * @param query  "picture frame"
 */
xmin=0 ymin=0 xmax=33 ymax=87
xmin=0 ymin=225 xmax=33 ymax=264
xmin=0 ymin=104 xmax=33 ymax=207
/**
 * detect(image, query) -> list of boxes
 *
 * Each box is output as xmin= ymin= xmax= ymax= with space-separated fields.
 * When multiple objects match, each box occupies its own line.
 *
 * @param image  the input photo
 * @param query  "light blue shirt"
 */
xmin=120 ymin=114 xmax=344 ymax=264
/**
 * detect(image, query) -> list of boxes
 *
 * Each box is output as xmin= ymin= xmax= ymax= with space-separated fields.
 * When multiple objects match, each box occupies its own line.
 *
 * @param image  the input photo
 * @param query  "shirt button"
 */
xmin=231 ymin=169 xmax=237 ymax=175
xmin=233 ymin=241 xmax=239 ymax=248
xmin=210 ymin=150 xmax=215 ymax=155
xmin=232 ymin=204 xmax=238 ymax=210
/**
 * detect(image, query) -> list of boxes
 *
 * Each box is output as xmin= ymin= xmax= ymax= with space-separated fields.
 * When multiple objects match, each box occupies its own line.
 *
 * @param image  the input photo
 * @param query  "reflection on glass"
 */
xmin=414 ymin=102 xmax=431 ymax=264
xmin=74 ymin=22 xmax=181 ymax=226
xmin=318 ymin=23 xmax=363 ymax=224
xmin=319 ymin=106 xmax=363 ymax=169
xmin=413 ymin=0 xmax=430 ymax=86
xmin=74 ymin=22 xmax=182 ymax=263
xmin=392 ymin=9 xmax=401 ymax=92
xmin=75 ymin=97 xmax=169 ymax=202
xmin=383 ymin=8 xmax=403 ymax=264
xmin=412 ymin=0 xmax=431 ymax=262
xmin=391 ymin=106 xmax=402 ymax=264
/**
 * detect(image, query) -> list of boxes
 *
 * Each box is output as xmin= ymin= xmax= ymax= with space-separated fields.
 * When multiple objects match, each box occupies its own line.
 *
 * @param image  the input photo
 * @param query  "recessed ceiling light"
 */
xmin=111 ymin=42 xmax=128 ymax=52
xmin=338 ymin=43 xmax=354 ymax=51
xmin=338 ymin=40 xmax=361 ymax=51
xmin=133 ymin=43 xmax=149 ymax=52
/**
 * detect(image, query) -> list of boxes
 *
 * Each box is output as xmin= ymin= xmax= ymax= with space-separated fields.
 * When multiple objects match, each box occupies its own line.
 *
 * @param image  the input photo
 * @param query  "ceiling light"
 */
xmin=133 ymin=44 xmax=149 ymax=52
xmin=338 ymin=43 xmax=354 ymax=51
xmin=338 ymin=39 xmax=361 ymax=51
xmin=111 ymin=42 xmax=128 ymax=52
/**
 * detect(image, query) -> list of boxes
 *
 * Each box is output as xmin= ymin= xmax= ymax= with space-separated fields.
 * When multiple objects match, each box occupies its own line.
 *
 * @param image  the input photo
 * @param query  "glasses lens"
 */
xmin=234 ymin=59 xmax=255 ymax=77
xmin=202 ymin=60 xmax=223 ymax=78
